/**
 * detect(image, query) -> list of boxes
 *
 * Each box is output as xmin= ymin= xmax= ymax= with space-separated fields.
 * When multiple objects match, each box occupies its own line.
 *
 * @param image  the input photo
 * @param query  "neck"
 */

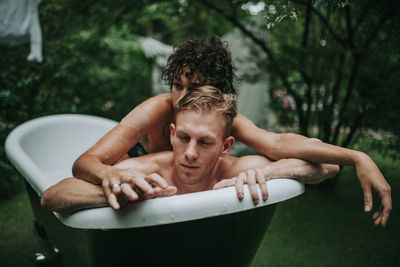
xmin=172 ymin=159 xmax=222 ymax=194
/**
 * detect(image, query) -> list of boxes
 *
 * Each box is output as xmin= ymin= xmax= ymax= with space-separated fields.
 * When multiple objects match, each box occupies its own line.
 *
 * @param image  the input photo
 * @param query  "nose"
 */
xmin=185 ymin=140 xmax=198 ymax=162
xmin=177 ymin=87 xmax=189 ymax=101
xmin=174 ymin=88 xmax=189 ymax=108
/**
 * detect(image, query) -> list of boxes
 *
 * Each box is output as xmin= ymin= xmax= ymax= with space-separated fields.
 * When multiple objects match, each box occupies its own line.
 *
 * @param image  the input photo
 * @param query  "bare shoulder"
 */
xmin=120 ymin=94 xmax=173 ymax=130
xmin=136 ymin=94 xmax=172 ymax=115
xmin=141 ymin=93 xmax=171 ymax=109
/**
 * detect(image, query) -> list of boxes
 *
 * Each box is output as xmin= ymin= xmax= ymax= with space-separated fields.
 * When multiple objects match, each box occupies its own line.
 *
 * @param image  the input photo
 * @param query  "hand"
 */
xmin=101 ymin=167 xmax=176 ymax=210
xmin=355 ymin=153 xmax=392 ymax=227
xmin=213 ymin=168 xmax=269 ymax=204
xmin=111 ymin=182 xmax=177 ymax=210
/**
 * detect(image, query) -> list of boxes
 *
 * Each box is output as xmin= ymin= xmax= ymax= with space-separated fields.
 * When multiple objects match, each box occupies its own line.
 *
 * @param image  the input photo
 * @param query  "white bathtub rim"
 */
xmin=57 ymin=178 xmax=304 ymax=229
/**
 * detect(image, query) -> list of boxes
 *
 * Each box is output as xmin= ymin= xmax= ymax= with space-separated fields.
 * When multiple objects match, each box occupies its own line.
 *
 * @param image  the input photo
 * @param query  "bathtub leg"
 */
xmin=33 ymin=219 xmax=63 ymax=265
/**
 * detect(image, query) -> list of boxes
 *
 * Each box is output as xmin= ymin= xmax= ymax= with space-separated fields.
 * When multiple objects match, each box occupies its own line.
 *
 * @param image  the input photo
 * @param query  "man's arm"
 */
xmin=42 ymin=154 xmax=177 ymax=213
xmin=71 ymin=94 xmax=172 ymax=195
xmin=215 ymin=155 xmax=339 ymax=203
xmin=231 ymin=114 xmax=392 ymax=227
xmin=41 ymin=175 xmax=177 ymax=213
xmin=41 ymin=178 xmax=108 ymax=213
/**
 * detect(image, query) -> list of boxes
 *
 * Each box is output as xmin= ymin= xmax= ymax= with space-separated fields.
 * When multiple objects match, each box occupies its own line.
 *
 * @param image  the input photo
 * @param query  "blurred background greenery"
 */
xmin=1 ymin=0 xmax=399 ymax=266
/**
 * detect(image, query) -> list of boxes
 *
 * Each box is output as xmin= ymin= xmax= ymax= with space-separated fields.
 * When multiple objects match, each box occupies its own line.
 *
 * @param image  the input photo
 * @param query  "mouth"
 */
xmin=180 ymin=163 xmax=200 ymax=171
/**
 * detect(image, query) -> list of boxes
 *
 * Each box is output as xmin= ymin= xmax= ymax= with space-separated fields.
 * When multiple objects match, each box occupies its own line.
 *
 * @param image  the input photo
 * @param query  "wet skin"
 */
xmin=71 ymin=67 xmax=392 ymax=227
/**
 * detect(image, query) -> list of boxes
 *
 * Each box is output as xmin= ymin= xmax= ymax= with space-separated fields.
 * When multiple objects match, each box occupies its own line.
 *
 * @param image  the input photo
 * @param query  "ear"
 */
xmin=220 ymin=136 xmax=235 ymax=157
xmin=170 ymin=123 xmax=176 ymax=145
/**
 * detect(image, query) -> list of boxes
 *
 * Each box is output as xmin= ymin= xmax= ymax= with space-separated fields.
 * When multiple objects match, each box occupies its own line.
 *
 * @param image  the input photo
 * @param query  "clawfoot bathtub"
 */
xmin=5 ymin=114 xmax=304 ymax=267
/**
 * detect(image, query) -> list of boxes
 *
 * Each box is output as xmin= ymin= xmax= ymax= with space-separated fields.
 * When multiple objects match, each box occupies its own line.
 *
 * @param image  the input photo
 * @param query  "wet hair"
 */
xmin=162 ymin=35 xmax=237 ymax=95
xmin=175 ymin=86 xmax=237 ymax=137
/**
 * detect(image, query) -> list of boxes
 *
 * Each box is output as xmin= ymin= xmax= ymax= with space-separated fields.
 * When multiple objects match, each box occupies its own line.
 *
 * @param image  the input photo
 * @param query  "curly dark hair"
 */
xmin=161 ymin=35 xmax=237 ymax=95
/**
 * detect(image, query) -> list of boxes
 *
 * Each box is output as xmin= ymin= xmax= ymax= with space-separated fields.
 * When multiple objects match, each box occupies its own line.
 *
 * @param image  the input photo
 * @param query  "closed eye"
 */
xmin=173 ymin=83 xmax=183 ymax=90
xmin=178 ymin=135 xmax=190 ymax=143
xmin=199 ymin=140 xmax=212 ymax=146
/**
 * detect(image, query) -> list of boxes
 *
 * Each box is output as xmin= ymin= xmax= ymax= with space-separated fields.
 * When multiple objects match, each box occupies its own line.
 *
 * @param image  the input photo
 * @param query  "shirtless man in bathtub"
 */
xmin=70 ymin=36 xmax=390 ymax=226
xmin=41 ymin=86 xmax=339 ymax=213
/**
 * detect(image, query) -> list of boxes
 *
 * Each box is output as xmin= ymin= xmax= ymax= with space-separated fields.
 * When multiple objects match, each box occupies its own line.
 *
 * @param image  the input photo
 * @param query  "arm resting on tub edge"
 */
xmin=46 ymin=179 xmax=305 ymax=229
xmin=41 ymin=178 xmax=108 ymax=213
xmin=214 ymin=157 xmax=339 ymax=195
xmin=263 ymin=158 xmax=340 ymax=185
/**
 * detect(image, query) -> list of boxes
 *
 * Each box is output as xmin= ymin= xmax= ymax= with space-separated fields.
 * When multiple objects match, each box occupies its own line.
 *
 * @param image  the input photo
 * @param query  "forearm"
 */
xmin=264 ymin=158 xmax=340 ymax=184
xmin=72 ymin=154 xmax=117 ymax=185
xmin=233 ymin=113 xmax=364 ymax=166
xmin=72 ymin=123 xmax=141 ymax=185
xmin=41 ymin=178 xmax=108 ymax=213
xmin=274 ymin=133 xmax=361 ymax=166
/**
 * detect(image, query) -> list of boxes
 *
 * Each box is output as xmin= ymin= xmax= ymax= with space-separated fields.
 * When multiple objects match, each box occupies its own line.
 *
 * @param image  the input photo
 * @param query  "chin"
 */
xmin=176 ymin=171 xmax=202 ymax=185
xmin=180 ymin=175 xmax=201 ymax=185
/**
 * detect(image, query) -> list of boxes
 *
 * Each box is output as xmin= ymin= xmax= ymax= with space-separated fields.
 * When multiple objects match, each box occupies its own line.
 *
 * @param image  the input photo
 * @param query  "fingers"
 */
xmin=122 ymin=171 xmax=177 ymax=201
xmin=235 ymin=172 xmax=245 ymax=200
xmin=376 ymin=185 xmax=392 ymax=227
xmin=103 ymin=179 xmax=119 ymax=209
xmin=131 ymin=173 xmax=172 ymax=197
xmin=145 ymin=173 xmax=169 ymax=189
xmin=120 ymin=183 xmax=139 ymax=201
xmin=361 ymin=183 xmax=373 ymax=212
xmin=213 ymin=171 xmax=268 ymax=203
xmin=233 ymin=169 xmax=270 ymax=204
xmin=107 ymin=193 xmax=120 ymax=210
xmin=213 ymin=178 xmax=236 ymax=190
xmin=364 ymin=175 xmax=391 ymax=227
xmin=374 ymin=211 xmax=382 ymax=227
xmin=103 ymin=179 xmax=112 ymax=199
xmin=103 ymin=173 xmax=130 ymax=209
xmin=102 ymin=170 xmax=171 ymax=209
xmin=255 ymin=168 xmax=268 ymax=201
xmin=246 ymin=170 xmax=259 ymax=204
xmin=370 ymin=195 xmax=391 ymax=227
xmin=151 ymin=186 xmax=178 ymax=198
xmin=135 ymin=176 xmax=155 ymax=195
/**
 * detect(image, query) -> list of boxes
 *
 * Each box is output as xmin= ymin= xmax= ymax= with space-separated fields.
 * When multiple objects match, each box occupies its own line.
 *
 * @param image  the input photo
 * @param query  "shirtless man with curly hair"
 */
xmin=42 ymin=86 xmax=338 ymax=213
xmin=69 ymin=36 xmax=391 ymax=227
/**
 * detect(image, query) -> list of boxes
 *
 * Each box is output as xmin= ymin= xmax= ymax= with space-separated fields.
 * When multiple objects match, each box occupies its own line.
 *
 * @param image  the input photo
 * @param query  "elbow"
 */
xmin=40 ymin=189 xmax=52 ymax=210
xmin=72 ymin=152 xmax=92 ymax=177
xmin=329 ymin=164 xmax=340 ymax=177
xmin=71 ymin=156 xmax=82 ymax=177
xmin=324 ymin=164 xmax=340 ymax=178
xmin=40 ymin=186 xmax=66 ymax=213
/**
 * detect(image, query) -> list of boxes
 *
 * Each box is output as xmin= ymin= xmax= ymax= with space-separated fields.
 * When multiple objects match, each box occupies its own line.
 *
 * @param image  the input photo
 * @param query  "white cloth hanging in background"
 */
xmin=0 ymin=0 xmax=43 ymax=62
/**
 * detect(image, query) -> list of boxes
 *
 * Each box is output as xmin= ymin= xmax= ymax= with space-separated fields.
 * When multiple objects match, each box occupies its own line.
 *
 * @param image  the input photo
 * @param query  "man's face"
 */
xmin=171 ymin=66 xmax=210 ymax=109
xmin=170 ymin=110 xmax=233 ymax=186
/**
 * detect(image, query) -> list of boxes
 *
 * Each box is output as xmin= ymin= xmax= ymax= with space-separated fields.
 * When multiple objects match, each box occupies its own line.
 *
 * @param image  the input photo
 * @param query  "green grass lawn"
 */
xmin=252 ymin=153 xmax=400 ymax=267
xmin=1 ymin=153 xmax=399 ymax=267
xmin=0 ymin=184 xmax=52 ymax=267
